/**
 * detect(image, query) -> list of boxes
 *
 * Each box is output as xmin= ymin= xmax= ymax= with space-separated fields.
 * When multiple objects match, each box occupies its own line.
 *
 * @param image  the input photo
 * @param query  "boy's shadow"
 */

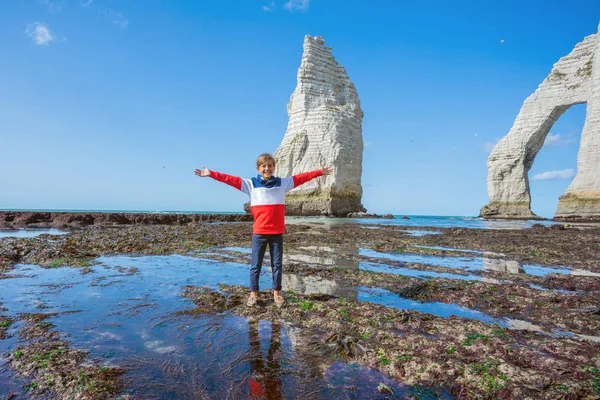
xmin=247 ymin=317 xmax=283 ymax=400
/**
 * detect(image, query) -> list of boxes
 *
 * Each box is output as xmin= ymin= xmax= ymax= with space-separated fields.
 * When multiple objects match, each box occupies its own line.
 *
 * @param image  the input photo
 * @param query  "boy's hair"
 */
xmin=256 ymin=153 xmax=276 ymax=167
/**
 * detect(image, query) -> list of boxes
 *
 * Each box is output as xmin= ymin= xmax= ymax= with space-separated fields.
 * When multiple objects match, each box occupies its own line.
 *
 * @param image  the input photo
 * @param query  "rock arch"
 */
xmin=481 ymin=26 xmax=600 ymax=221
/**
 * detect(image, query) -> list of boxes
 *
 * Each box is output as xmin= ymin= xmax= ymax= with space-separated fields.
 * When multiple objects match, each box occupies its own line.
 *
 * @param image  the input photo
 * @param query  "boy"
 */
xmin=194 ymin=153 xmax=332 ymax=307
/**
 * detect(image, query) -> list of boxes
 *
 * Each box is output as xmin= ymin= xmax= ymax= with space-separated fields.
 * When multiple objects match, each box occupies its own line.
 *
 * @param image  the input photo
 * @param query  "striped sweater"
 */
xmin=209 ymin=170 xmax=323 ymax=234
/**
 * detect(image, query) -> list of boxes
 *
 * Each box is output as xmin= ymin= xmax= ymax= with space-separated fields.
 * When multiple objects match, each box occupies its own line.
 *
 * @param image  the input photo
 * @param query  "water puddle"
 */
xmin=324 ymin=361 xmax=452 ymax=399
xmin=362 ymin=287 xmax=600 ymax=343
xmin=218 ymin=246 xmax=581 ymax=293
xmin=412 ymin=245 xmax=504 ymax=257
xmin=293 ymin=246 xmax=359 ymax=269
xmin=221 ymin=246 xmax=252 ymax=254
xmin=0 ymin=229 xmax=68 ymax=239
xmin=360 ymin=287 xmax=501 ymax=324
xmin=401 ymin=230 xmax=442 ymax=237
xmin=222 ymin=246 xmax=361 ymax=270
xmin=223 ymin=246 xmax=595 ymax=279
xmin=360 ymin=262 xmax=480 ymax=281
xmin=359 ymin=249 xmax=590 ymax=277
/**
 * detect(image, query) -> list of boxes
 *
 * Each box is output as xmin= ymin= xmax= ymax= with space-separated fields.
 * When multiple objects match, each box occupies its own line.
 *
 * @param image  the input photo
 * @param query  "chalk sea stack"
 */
xmin=274 ymin=35 xmax=366 ymax=217
xmin=481 ymin=25 xmax=600 ymax=221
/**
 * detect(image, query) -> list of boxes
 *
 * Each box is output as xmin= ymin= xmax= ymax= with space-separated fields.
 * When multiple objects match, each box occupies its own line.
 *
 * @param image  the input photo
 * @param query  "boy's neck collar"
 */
xmin=257 ymin=174 xmax=275 ymax=182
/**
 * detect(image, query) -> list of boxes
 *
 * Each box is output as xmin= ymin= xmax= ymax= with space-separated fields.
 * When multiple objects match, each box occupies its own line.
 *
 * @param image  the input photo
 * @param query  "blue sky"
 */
xmin=0 ymin=0 xmax=598 ymax=218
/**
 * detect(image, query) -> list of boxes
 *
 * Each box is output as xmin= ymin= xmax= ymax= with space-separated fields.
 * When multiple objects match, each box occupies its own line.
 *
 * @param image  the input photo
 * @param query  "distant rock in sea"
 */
xmin=274 ymin=35 xmax=366 ymax=217
xmin=481 ymin=24 xmax=600 ymax=222
xmin=347 ymin=212 xmax=394 ymax=219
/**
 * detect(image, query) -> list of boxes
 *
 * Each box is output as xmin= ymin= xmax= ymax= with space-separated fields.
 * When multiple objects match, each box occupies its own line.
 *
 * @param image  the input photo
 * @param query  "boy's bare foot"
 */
xmin=247 ymin=296 xmax=257 ymax=307
xmin=274 ymin=295 xmax=286 ymax=308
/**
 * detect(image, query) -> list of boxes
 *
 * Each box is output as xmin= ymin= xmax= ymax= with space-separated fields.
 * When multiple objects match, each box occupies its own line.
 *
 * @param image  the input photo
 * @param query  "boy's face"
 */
xmin=257 ymin=160 xmax=275 ymax=180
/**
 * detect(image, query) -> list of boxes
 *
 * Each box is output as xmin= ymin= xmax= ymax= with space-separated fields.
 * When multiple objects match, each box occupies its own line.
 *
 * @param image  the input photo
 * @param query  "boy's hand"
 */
xmin=194 ymin=166 xmax=211 ymax=177
xmin=321 ymin=165 xmax=333 ymax=175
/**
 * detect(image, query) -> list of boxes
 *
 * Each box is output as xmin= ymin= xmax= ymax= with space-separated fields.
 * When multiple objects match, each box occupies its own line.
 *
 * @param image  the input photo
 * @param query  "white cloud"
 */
xmin=99 ymin=7 xmax=129 ymax=29
xmin=262 ymin=1 xmax=275 ymax=11
xmin=25 ymin=22 xmax=55 ymax=45
xmin=544 ymin=133 xmax=576 ymax=147
xmin=39 ymin=0 xmax=64 ymax=12
xmin=364 ymin=141 xmax=373 ymax=148
xmin=284 ymin=0 xmax=309 ymax=11
xmin=531 ymin=169 xmax=575 ymax=181
xmin=111 ymin=11 xmax=129 ymax=29
xmin=81 ymin=0 xmax=93 ymax=6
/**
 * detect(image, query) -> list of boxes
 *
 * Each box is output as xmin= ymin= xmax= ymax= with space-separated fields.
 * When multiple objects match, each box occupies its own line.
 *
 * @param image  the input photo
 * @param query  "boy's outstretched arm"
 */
xmin=291 ymin=165 xmax=333 ymax=188
xmin=194 ymin=166 xmax=250 ymax=194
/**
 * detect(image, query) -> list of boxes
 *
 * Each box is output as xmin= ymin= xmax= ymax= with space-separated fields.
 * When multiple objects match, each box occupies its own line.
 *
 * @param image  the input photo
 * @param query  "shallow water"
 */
xmin=222 ymin=246 xmax=252 ymax=254
xmin=402 ymin=229 xmax=442 ymax=236
xmin=2 ymin=254 xmax=598 ymax=397
xmin=218 ymin=246 xmax=585 ymax=292
xmin=359 ymin=248 xmax=577 ymax=277
xmin=287 ymin=215 xmax=567 ymax=230
xmin=224 ymin=243 xmax=594 ymax=279
xmin=360 ymin=262 xmax=480 ymax=281
xmin=359 ymin=286 xmax=502 ymax=324
xmin=411 ymin=245 xmax=502 ymax=256
xmin=0 ymin=256 xmax=456 ymax=398
xmin=324 ymin=362 xmax=452 ymax=399
xmin=359 ymin=226 xmax=442 ymax=236
xmin=0 ymin=229 xmax=68 ymax=239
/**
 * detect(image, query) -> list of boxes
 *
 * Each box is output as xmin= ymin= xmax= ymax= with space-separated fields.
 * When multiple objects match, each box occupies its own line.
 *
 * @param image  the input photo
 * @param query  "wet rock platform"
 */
xmin=0 ymin=216 xmax=599 ymax=398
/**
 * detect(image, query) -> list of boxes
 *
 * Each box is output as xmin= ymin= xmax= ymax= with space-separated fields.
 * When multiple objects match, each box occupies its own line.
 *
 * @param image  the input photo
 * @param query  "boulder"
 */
xmin=347 ymin=212 xmax=378 ymax=219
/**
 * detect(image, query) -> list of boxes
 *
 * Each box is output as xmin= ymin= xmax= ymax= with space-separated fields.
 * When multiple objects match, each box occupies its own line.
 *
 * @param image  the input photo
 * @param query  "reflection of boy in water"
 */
xmin=248 ymin=318 xmax=282 ymax=400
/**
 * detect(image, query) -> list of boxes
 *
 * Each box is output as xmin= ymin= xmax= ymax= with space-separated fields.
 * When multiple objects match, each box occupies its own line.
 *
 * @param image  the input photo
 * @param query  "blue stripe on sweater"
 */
xmin=251 ymin=175 xmax=282 ymax=188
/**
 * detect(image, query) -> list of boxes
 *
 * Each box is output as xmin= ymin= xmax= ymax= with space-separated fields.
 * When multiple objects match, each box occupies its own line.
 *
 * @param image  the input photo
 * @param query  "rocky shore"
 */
xmin=1 ymin=216 xmax=599 ymax=398
xmin=0 ymin=211 xmax=252 ymax=229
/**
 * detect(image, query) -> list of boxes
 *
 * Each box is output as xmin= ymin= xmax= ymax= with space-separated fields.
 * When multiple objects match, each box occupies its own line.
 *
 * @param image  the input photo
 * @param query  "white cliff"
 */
xmin=481 ymin=26 xmax=600 ymax=221
xmin=274 ymin=35 xmax=366 ymax=216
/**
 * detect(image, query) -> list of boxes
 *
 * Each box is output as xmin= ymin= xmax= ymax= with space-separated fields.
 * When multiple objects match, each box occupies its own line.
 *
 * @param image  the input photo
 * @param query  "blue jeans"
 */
xmin=250 ymin=234 xmax=283 ymax=292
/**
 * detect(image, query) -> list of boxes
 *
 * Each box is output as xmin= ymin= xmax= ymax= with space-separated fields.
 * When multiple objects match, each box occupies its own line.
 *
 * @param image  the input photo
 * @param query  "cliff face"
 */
xmin=555 ymin=29 xmax=600 ymax=221
xmin=481 ymin=26 xmax=600 ymax=221
xmin=274 ymin=35 xmax=366 ymax=217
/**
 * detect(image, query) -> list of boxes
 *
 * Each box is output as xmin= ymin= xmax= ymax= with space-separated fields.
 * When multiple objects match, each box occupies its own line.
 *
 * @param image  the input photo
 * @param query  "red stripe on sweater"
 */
xmin=292 ymin=170 xmax=322 ymax=188
xmin=209 ymin=171 xmax=242 ymax=191
xmin=251 ymin=204 xmax=286 ymax=234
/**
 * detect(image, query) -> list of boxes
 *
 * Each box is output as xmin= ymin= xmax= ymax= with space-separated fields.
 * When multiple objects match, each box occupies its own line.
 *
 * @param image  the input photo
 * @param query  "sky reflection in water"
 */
xmin=0 ymin=255 xmax=455 ymax=398
xmin=0 ymin=229 xmax=68 ymax=238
